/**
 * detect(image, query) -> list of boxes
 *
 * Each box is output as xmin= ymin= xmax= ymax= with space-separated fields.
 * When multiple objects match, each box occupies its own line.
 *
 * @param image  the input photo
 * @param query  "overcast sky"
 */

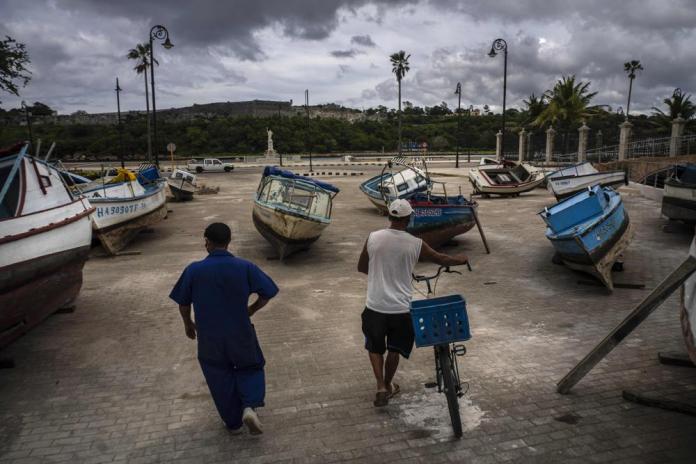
xmin=1 ymin=0 xmax=695 ymax=115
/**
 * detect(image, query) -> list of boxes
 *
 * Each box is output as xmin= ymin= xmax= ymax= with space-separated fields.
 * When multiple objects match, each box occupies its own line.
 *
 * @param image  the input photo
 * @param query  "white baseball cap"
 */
xmin=388 ymin=199 xmax=414 ymax=218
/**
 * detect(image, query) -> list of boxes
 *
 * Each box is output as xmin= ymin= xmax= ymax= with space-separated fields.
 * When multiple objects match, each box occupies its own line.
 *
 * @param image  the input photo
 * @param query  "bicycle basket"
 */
xmin=410 ymin=295 xmax=471 ymax=347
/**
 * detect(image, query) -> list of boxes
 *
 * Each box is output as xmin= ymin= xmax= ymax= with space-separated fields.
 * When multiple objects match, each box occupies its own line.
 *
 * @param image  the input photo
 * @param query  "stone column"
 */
xmin=577 ymin=121 xmax=590 ymax=163
xmin=495 ymin=130 xmax=503 ymax=161
xmin=518 ymin=129 xmax=527 ymax=163
xmin=670 ymin=115 xmax=686 ymax=157
xmin=526 ymin=131 xmax=533 ymax=160
xmin=545 ymin=126 xmax=556 ymax=163
xmin=618 ymin=119 xmax=633 ymax=161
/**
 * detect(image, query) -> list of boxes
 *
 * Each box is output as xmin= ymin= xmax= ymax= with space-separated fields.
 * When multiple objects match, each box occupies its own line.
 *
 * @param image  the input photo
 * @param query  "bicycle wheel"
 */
xmin=438 ymin=345 xmax=463 ymax=438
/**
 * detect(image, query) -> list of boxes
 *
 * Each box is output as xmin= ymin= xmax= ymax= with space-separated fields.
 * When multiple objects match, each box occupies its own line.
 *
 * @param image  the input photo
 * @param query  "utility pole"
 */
xmin=115 ymin=78 xmax=124 ymax=168
xmin=454 ymin=82 xmax=462 ymax=168
xmin=21 ymin=101 xmax=34 ymax=149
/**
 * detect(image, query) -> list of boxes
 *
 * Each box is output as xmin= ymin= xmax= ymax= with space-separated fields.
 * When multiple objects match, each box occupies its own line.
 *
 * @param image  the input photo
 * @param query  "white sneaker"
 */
xmin=242 ymin=407 xmax=263 ymax=435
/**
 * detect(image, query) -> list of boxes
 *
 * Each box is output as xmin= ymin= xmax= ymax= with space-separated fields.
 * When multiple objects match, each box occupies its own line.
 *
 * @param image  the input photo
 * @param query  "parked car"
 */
xmin=186 ymin=158 xmax=234 ymax=173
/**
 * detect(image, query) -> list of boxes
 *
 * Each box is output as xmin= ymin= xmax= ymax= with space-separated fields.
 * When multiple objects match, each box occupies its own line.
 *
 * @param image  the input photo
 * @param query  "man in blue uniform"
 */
xmin=170 ymin=223 xmax=279 ymax=434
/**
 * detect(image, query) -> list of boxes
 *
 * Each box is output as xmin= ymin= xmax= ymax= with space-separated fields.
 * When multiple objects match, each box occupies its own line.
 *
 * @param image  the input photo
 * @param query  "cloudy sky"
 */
xmin=1 ymin=0 xmax=695 ymax=115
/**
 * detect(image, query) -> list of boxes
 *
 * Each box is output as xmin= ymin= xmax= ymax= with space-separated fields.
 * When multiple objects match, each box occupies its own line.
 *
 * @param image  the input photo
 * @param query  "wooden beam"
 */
xmin=623 ymin=390 xmax=696 ymax=417
xmin=658 ymin=351 xmax=696 ymax=368
xmin=471 ymin=207 xmax=491 ymax=254
xmin=557 ymin=256 xmax=696 ymax=394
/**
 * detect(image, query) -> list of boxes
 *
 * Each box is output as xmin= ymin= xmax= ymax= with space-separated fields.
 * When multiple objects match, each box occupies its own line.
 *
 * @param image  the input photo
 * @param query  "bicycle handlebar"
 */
xmin=412 ymin=262 xmax=471 ymax=283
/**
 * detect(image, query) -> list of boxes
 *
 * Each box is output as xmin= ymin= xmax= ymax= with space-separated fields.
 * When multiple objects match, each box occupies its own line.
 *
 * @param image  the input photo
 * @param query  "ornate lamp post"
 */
xmin=149 ymin=25 xmax=173 ymax=166
xmin=454 ymin=82 xmax=462 ymax=168
xmin=488 ymin=38 xmax=508 ymax=160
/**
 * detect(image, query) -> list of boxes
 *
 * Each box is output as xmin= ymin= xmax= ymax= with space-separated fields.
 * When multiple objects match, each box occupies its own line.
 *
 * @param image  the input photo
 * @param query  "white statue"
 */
xmin=266 ymin=128 xmax=275 ymax=154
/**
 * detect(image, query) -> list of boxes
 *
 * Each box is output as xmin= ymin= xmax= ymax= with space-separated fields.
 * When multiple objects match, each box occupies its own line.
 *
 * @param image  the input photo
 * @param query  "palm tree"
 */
xmin=127 ymin=43 xmax=158 ymax=161
xmin=522 ymin=93 xmax=546 ymax=125
xmin=390 ymin=50 xmax=410 ymax=154
xmin=651 ymin=88 xmax=695 ymax=133
xmin=623 ymin=60 xmax=643 ymax=117
xmin=534 ymin=75 xmax=597 ymax=153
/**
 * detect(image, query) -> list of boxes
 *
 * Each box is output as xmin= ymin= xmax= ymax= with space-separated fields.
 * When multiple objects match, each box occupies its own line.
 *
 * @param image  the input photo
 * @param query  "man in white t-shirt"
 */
xmin=358 ymin=199 xmax=469 ymax=407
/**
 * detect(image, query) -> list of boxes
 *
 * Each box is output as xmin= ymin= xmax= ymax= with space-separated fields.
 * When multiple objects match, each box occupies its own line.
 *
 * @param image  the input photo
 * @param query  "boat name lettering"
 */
xmin=414 ymin=208 xmax=442 ymax=217
xmin=96 ymin=204 xmax=138 ymax=218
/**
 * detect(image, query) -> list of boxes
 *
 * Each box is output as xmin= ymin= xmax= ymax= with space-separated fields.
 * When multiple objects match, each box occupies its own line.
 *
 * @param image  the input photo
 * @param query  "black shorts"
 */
xmin=361 ymin=307 xmax=415 ymax=358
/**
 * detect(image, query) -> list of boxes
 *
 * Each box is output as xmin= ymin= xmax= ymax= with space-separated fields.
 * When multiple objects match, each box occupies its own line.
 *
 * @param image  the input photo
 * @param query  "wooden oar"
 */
xmin=557 ymin=256 xmax=696 ymax=394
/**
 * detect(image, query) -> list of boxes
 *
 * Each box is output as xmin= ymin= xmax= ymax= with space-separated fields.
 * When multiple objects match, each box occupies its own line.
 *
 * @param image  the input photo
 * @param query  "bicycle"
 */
xmin=410 ymin=263 xmax=472 ymax=438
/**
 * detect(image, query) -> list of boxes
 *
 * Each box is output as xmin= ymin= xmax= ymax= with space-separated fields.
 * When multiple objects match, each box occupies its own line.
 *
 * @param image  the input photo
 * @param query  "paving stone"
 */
xmin=1 ymin=170 xmax=696 ymax=463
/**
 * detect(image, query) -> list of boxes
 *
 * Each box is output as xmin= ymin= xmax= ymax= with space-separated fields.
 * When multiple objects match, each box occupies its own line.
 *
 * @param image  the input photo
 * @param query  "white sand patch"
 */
xmin=202 ymin=215 xmax=219 ymax=221
xmin=394 ymin=390 xmax=485 ymax=437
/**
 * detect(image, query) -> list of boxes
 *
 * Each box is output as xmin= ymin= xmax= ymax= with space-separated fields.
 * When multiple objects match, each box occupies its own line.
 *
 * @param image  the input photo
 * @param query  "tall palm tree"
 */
xmin=127 ymin=43 xmax=158 ymax=161
xmin=534 ymin=75 xmax=597 ymax=153
xmin=390 ymin=50 xmax=410 ymax=154
xmin=623 ymin=60 xmax=643 ymax=117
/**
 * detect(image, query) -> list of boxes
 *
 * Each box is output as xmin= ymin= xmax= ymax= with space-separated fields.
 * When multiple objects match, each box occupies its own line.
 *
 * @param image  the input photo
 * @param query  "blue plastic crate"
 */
xmin=410 ymin=294 xmax=471 ymax=347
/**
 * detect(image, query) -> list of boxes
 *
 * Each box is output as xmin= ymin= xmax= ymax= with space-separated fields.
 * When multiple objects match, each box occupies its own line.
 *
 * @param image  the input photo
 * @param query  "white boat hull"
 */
xmin=681 ymin=238 xmax=696 ymax=364
xmin=252 ymin=202 xmax=329 ymax=259
xmin=1 ymin=153 xmax=94 ymax=347
xmin=548 ymin=171 xmax=627 ymax=199
xmin=469 ymin=166 xmax=544 ymax=195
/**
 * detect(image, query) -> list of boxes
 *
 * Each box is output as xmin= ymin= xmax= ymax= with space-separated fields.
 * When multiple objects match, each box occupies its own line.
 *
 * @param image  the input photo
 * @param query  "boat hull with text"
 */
xmin=407 ymin=194 xmax=478 ymax=248
xmin=547 ymin=162 xmax=628 ymax=199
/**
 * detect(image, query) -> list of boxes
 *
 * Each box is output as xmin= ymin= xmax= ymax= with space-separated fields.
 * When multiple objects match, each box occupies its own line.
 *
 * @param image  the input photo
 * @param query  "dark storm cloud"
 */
xmin=55 ymin=0 xmax=413 ymax=61
xmin=1 ymin=0 xmax=695 ymax=114
xmin=331 ymin=49 xmax=364 ymax=58
xmin=351 ymin=34 xmax=376 ymax=47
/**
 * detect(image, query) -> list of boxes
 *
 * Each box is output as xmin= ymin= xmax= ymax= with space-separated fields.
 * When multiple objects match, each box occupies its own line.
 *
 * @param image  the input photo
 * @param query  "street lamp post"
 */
xmin=149 ymin=24 xmax=174 ymax=166
xmin=115 ymin=78 xmax=124 ymax=168
xmin=467 ymin=105 xmax=473 ymax=163
xmin=454 ymin=82 xmax=462 ymax=168
xmin=488 ymin=38 xmax=508 ymax=160
xmin=21 ymin=101 xmax=34 ymax=149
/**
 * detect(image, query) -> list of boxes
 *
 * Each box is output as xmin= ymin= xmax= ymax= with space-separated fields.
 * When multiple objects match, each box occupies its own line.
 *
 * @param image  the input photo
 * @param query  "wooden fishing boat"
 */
xmin=662 ymin=164 xmax=696 ymax=223
xmin=547 ymin=162 xmax=628 ymax=200
xmin=469 ymin=163 xmax=544 ymax=196
xmin=167 ymin=169 xmax=196 ymax=202
xmin=407 ymin=190 xmax=478 ymax=248
xmin=253 ymin=166 xmax=339 ymax=260
xmin=681 ymin=237 xmax=696 ymax=364
xmin=359 ymin=161 xmax=429 ymax=214
xmin=0 ymin=144 xmax=94 ymax=348
xmin=539 ymin=185 xmax=633 ymax=290
xmin=73 ymin=166 xmax=167 ymax=254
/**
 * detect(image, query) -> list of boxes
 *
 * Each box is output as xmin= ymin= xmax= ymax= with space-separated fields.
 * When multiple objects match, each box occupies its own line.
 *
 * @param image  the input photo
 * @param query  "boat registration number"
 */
xmin=414 ymin=208 xmax=442 ymax=217
xmin=96 ymin=202 xmax=147 ymax=218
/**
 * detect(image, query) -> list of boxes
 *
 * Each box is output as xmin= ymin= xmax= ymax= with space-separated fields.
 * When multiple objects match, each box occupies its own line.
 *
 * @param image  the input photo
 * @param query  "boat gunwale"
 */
xmin=85 ymin=181 xmax=166 ymax=203
xmin=547 ymin=170 xmax=626 ymax=184
xmin=0 ymin=205 xmax=94 ymax=245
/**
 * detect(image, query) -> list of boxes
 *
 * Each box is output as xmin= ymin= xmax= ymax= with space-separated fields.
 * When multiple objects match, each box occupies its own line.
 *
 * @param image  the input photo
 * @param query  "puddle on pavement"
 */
xmin=391 ymin=390 xmax=485 ymax=438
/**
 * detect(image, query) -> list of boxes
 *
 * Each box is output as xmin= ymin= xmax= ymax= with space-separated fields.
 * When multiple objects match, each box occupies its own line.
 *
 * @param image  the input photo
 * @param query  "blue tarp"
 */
xmin=262 ymin=166 xmax=340 ymax=193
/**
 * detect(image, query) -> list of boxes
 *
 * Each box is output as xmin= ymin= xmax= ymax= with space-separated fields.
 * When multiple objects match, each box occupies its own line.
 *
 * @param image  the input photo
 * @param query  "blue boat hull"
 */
xmin=407 ymin=196 xmax=477 ymax=247
xmin=543 ymin=189 xmax=632 ymax=289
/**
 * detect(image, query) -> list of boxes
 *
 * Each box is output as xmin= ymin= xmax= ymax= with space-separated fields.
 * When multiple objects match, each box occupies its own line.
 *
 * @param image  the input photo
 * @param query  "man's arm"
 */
xmin=179 ymin=304 xmax=196 ymax=340
xmin=419 ymin=241 xmax=468 ymax=267
xmin=357 ymin=238 xmax=369 ymax=274
xmin=248 ymin=296 xmax=270 ymax=317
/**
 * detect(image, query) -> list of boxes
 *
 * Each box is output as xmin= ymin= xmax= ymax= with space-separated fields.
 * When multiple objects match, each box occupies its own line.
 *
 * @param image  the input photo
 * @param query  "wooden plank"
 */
xmin=623 ymin=390 xmax=696 ymax=417
xmin=658 ymin=351 xmax=696 ymax=368
xmin=471 ymin=207 xmax=491 ymax=254
xmin=557 ymin=256 xmax=696 ymax=394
